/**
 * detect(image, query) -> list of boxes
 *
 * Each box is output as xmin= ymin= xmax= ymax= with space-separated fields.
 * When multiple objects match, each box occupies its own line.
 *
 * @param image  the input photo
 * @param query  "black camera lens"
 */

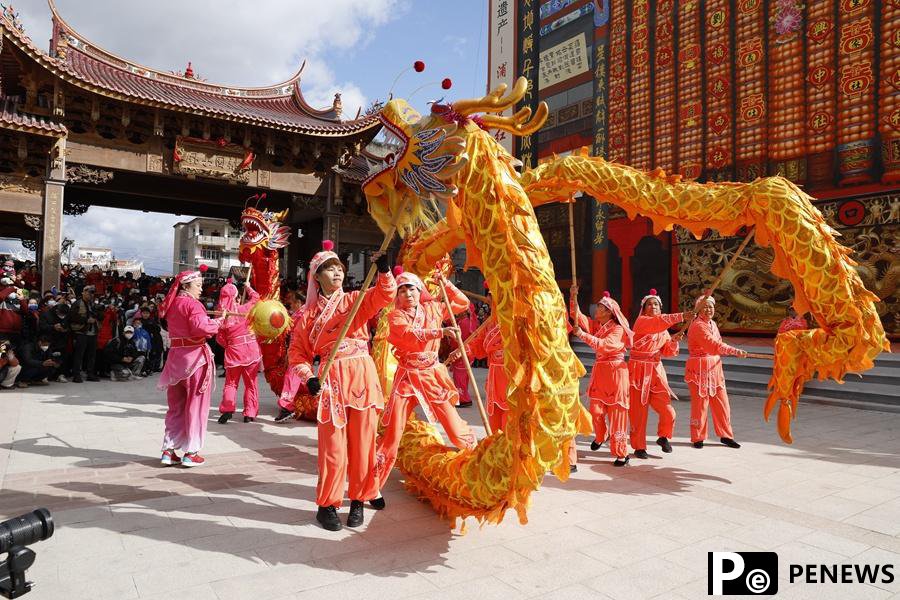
xmin=0 ymin=509 xmax=54 ymax=554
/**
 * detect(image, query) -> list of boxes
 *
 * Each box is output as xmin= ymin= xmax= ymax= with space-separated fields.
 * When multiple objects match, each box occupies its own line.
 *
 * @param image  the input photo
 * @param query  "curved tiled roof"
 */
xmin=0 ymin=3 xmax=380 ymax=137
xmin=0 ymin=98 xmax=67 ymax=137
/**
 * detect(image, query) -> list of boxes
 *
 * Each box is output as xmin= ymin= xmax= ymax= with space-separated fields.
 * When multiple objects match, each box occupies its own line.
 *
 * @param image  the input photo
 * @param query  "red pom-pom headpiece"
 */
xmin=603 ymin=291 xmax=611 ymax=298
xmin=640 ymin=288 xmax=662 ymax=310
xmin=199 ymin=264 xmax=209 ymax=273
xmin=392 ymin=266 xmax=404 ymax=276
xmin=322 ymin=240 xmax=335 ymax=251
xmin=649 ymin=288 xmax=657 ymax=295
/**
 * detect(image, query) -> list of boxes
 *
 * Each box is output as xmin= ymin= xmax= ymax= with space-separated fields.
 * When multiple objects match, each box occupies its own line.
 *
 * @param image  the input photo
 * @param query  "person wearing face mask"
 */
xmin=288 ymin=241 xmax=396 ymax=531
xmin=685 ymin=295 xmax=747 ymax=449
xmin=19 ymin=333 xmax=62 ymax=385
xmin=571 ymin=287 xmax=634 ymax=467
xmin=374 ymin=267 xmax=476 ymax=502
xmin=38 ymin=302 xmax=70 ymax=380
xmin=215 ymin=279 xmax=262 ymax=424
xmin=105 ymin=325 xmax=145 ymax=381
xmin=628 ymin=289 xmax=694 ymax=459
xmin=0 ymin=277 xmax=26 ymax=351
xmin=157 ymin=269 xmax=223 ymax=467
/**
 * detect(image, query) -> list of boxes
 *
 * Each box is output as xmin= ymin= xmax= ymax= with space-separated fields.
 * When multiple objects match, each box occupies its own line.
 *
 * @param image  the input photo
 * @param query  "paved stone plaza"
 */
xmin=1 ymin=371 xmax=899 ymax=600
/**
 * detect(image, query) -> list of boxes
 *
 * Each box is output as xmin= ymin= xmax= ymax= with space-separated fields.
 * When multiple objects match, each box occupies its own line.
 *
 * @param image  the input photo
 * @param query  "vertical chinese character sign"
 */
xmin=517 ymin=0 xmax=539 ymax=169
xmin=488 ymin=0 xmax=517 ymax=155
xmin=592 ymin=9 xmax=609 ymax=250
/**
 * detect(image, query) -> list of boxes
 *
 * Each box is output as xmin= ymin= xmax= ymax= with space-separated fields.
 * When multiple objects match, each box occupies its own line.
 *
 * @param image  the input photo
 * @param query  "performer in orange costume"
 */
xmin=456 ymin=301 xmax=507 ymax=432
xmin=570 ymin=287 xmax=633 ymax=467
xmin=375 ymin=268 xmax=476 ymax=493
xmin=288 ymin=241 xmax=396 ymax=531
xmin=686 ymin=295 xmax=747 ymax=449
xmin=628 ymin=289 xmax=693 ymax=458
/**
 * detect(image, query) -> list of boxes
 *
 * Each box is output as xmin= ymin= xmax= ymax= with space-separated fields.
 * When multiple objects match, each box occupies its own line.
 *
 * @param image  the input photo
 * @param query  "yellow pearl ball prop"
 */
xmin=247 ymin=299 xmax=290 ymax=340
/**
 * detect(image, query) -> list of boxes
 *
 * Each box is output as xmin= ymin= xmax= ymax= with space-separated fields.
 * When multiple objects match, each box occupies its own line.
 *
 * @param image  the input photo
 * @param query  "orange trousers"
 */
xmin=489 ymin=407 xmax=508 ymax=433
xmin=629 ymin=387 xmax=676 ymax=451
xmin=317 ymin=406 xmax=378 ymax=508
xmin=590 ymin=402 xmax=629 ymax=458
xmin=688 ymin=383 xmax=734 ymax=442
xmin=376 ymin=395 xmax=475 ymax=487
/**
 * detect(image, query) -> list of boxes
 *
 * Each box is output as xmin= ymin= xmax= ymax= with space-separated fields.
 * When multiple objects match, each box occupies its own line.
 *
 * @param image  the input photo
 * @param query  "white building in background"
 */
xmin=74 ymin=247 xmax=143 ymax=276
xmin=172 ymin=217 xmax=242 ymax=276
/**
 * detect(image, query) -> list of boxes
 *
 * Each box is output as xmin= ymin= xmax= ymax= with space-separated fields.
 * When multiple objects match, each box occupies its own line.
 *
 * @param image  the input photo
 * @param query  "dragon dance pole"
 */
xmin=436 ymin=277 xmax=493 ymax=436
xmin=674 ymin=228 xmax=756 ymax=338
xmin=239 ymin=263 xmax=253 ymax=305
xmin=567 ymin=199 xmax=577 ymax=286
xmin=461 ymin=289 xmax=489 ymax=304
xmin=443 ymin=318 xmax=492 ymax=367
xmin=318 ymin=200 xmax=409 ymax=383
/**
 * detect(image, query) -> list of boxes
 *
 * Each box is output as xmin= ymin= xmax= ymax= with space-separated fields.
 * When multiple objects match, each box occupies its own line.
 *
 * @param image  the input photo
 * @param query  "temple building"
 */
xmin=492 ymin=0 xmax=899 ymax=337
xmin=488 ymin=0 xmax=900 ymax=337
xmin=0 ymin=2 xmax=383 ymax=292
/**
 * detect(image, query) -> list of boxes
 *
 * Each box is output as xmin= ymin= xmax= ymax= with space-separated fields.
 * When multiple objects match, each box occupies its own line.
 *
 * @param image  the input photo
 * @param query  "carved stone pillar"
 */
xmin=41 ymin=139 xmax=66 ymax=292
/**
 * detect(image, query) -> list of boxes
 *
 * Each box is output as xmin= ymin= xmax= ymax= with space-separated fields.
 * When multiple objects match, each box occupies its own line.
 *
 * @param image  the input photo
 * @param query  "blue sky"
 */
xmin=2 ymin=1 xmax=488 ymax=273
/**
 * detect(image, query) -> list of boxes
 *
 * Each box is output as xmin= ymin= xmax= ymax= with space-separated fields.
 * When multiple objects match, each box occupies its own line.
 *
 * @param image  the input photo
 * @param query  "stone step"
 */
xmin=570 ymin=339 xmax=900 ymax=411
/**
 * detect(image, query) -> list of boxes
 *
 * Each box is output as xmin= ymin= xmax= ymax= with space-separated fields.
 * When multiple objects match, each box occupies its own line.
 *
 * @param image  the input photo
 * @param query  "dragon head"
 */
xmin=361 ymin=77 xmax=548 ymax=237
xmin=239 ymin=206 xmax=291 ymax=255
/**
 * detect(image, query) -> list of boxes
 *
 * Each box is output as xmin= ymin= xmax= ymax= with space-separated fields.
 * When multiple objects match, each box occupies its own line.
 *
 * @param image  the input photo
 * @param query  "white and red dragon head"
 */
xmin=239 ymin=194 xmax=290 ymax=255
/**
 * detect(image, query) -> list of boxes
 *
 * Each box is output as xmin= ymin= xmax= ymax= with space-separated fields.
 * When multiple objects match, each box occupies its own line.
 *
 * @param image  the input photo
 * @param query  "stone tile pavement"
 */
xmin=1 ymin=370 xmax=899 ymax=599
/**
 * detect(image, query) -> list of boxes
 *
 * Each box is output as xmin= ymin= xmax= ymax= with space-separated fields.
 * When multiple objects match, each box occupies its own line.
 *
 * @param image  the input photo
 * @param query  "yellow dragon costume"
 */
xmin=360 ymin=77 xmax=888 ymax=526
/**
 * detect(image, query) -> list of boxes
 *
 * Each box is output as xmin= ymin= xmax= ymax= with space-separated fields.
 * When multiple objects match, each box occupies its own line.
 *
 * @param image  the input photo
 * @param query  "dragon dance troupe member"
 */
xmin=374 ymin=268 xmax=476 ymax=495
xmin=158 ymin=269 xmax=223 ymax=467
xmin=288 ymin=241 xmax=396 ymax=531
xmin=215 ymin=279 xmax=262 ymax=424
xmin=451 ymin=283 xmax=509 ymax=432
xmin=685 ymin=295 xmax=746 ymax=449
xmin=628 ymin=288 xmax=693 ymax=459
xmin=570 ymin=286 xmax=633 ymax=467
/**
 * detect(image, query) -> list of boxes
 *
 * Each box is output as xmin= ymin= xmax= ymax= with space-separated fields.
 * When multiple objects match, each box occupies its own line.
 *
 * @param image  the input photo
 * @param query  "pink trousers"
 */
xmin=451 ymin=362 xmax=471 ymax=405
xmin=162 ymin=365 xmax=211 ymax=454
xmin=219 ymin=361 xmax=260 ymax=417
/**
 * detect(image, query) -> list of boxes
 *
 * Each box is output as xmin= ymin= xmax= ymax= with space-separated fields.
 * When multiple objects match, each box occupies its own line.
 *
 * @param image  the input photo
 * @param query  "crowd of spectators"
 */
xmin=0 ymin=256 xmax=493 ymax=391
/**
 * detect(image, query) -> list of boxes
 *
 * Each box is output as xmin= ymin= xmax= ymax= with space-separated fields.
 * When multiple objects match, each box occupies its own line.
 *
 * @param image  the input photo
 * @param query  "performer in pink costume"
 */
xmin=158 ymin=269 xmax=222 ymax=467
xmin=628 ymin=289 xmax=693 ymax=459
xmin=215 ymin=280 xmax=262 ymax=424
xmin=275 ymin=302 xmax=308 ymax=419
xmin=451 ymin=304 xmax=479 ymax=407
xmin=685 ymin=295 xmax=747 ymax=449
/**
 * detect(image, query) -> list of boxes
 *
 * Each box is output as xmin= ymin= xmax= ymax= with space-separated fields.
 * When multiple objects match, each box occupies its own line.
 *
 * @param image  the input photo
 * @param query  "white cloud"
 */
xmin=442 ymin=35 xmax=469 ymax=58
xmin=64 ymin=207 xmax=197 ymax=275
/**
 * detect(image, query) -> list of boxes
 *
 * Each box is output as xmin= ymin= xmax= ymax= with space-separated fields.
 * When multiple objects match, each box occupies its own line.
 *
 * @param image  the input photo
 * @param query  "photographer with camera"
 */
xmin=18 ymin=334 xmax=62 ymax=385
xmin=69 ymin=286 xmax=100 ymax=383
xmin=0 ymin=339 xmax=22 ymax=390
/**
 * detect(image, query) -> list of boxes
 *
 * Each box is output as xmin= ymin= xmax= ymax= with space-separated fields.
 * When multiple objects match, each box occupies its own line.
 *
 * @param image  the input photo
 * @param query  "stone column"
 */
xmin=323 ymin=174 xmax=341 ymax=246
xmin=41 ymin=139 xmax=66 ymax=292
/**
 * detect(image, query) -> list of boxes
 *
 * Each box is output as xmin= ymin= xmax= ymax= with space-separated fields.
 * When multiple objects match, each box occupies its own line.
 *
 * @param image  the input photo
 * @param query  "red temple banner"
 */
xmin=676 ymin=0 xmax=702 ymax=180
xmin=653 ymin=0 xmax=676 ymax=173
xmin=629 ymin=0 xmax=651 ymax=170
xmin=879 ymin=0 xmax=900 ymax=183
xmin=704 ymin=0 xmax=734 ymax=180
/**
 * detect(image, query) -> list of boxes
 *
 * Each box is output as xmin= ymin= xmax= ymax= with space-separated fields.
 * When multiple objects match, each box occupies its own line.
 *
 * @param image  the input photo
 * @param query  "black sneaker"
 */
xmin=457 ymin=401 xmax=473 ymax=408
xmin=657 ymin=437 xmax=672 ymax=453
xmin=72 ymin=376 xmax=84 ymax=383
xmin=693 ymin=441 xmax=704 ymax=449
xmin=316 ymin=506 xmax=342 ymax=531
xmin=369 ymin=496 xmax=385 ymax=510
xmin=217 ymin=412 xmax=233 ymax=424
xmin=613 ymin=456 xmax=630 ymax=467
xmin=347 ymin=500 xmax=364 ymax=527
xmin=721 ymin=437 xmax=741 ymax=449
xmin=243 ymin=416 xmax=254 ymax=423
xmin=569 ymin=464 xmax=578 ymax=473
xmin=634 ymin=449 xmax=649 ymax=459
xmin=274 ymin=407 xmax=293 ymax=423
xmin=590 ymin=439 xmax=602 ymax=451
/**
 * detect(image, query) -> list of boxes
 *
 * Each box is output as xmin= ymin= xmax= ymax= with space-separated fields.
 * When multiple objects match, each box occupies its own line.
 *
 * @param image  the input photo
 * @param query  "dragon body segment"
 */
xmin=352 ymin=76 xmax=884 ymax=524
